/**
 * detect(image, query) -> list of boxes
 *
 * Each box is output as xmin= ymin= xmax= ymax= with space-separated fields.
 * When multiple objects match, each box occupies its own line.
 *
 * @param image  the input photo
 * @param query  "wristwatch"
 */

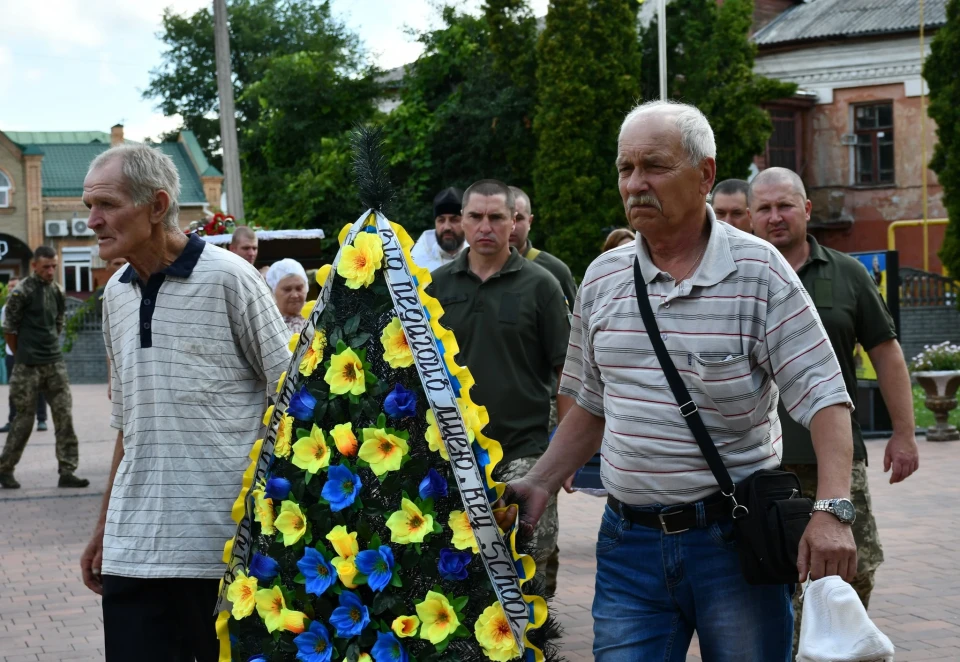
xmin=813 ymin=498 xmax=856 ymax=524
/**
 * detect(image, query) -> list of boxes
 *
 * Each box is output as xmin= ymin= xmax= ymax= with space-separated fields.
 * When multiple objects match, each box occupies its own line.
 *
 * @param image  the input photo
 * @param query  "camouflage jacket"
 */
xmin=3 ymin=273 xmax=65 ymax=365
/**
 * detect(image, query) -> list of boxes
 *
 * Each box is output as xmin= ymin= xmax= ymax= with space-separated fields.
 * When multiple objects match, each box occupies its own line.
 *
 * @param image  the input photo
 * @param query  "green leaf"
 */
xmin=344 ymin=314 xmax=361 ymax=335
xmin=358 ymin=348 xmax=368 ymax=362
xmin=371 ymin=533 xmax=382 ymax=548
xmin=435 ymin=636 xmax=450 ymax=653
xmin=377 ymin=413 xmax=387 ymax=428
xmin=451 ymin=596 xmax=468 ymax=613
xmin=364 ymin=370 xmax=378 ymax=384
xmin=453 ymin=624 xmax=471 ymax=638
xmin=296 ymin=427 xmax=311 ymax=439
xmin=349 ymin=332 xmax=371 ymax=348
xmin=372 ymin=591 xmax=402 ymax=616
xmin=390 ymin=572 xmax=403 ymax=588
xmin=431 ymin=521 xmax=442 ymax=534
xmin=304 ymin=471 xmax=313 ymax=485
xmin=336 ymin=338 xmax=347 ymax=353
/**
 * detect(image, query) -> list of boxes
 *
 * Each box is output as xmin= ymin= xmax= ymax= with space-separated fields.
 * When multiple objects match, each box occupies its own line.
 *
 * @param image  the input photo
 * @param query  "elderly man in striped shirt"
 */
xmin=78 ymin=144 xmax=291 ymax=661
xmin=499 ymin=101 xmax=857 ymax=661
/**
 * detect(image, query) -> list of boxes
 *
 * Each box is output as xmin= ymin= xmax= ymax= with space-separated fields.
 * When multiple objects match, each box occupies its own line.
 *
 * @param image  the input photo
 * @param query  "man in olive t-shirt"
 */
xmin=750 ymin=168 xmax=919 ymax=654
xmin=429 ymin=179 xmax=570 ymax=593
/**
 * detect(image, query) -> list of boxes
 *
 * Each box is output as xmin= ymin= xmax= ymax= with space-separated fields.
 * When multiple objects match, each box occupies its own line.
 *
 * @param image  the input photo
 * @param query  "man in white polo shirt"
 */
xmin=499 ymin=101 xmax=857 ymax=661
xmin=78 ymin=143 xmax=290 ymax=661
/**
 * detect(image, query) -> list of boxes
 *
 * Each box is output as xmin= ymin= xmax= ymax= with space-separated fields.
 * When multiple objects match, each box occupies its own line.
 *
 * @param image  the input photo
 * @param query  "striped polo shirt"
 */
xmin=560 ymin=208 xmax=851 ymax=506
xmin=101 ymin=234 xmax=290 ymax=579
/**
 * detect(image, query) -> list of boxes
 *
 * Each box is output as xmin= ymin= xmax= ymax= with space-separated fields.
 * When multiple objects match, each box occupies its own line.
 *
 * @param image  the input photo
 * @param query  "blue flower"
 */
xmin=296 ymin=547 xmax=337 ymax=596
xmin=294 ymin=620 xmax=333 ymax=662
xmin=247 ymin=552 xmax=280 ymax=583
xmin=329 ymin=590 xmax=370 ymax=638
xmin=418 ymin=468 xmax=448 ymax=500
xmin=288 ymin=386 xmax=318 ymax=421
xmin=354 ymin=545 xmax=395 ymax=592
xmin=383 ymin=383 xmax=418 ymax=418
xmin=264 ymin=476 xmax=291 ymax=501
xmin=371 ymin=631 xmax=408 ymax=662
xmin=437 ymin=548 xmax=471 ymax=581
xmin=321 ymin=464 xmax=362 ymax=512
xmin=248 ymin=656 xmax=268 ymax=662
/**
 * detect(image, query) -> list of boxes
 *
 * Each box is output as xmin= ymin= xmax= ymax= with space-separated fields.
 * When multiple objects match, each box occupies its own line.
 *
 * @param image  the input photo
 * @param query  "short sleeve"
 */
xmin=102 ymin=295 xmax=124 ymax=431
xmin=559 ymin=287 xmax=605 ymax=416
xmin=232 ymin=271 xmax=292 ymax=396
xmin=852 ymin=265 xmax=897 ymax=351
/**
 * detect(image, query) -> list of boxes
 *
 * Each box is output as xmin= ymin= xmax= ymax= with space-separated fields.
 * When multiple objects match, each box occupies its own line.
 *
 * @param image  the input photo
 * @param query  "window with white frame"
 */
xmin=61 ymin=247 xmax=93 ymax=293
xmin=0 ymin=171 xmax=10 ymax=208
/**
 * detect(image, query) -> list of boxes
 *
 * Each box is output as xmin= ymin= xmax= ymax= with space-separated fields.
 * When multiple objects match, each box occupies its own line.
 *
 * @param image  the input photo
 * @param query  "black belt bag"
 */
xmin=633 ymin=258 xmax=812 ymax=585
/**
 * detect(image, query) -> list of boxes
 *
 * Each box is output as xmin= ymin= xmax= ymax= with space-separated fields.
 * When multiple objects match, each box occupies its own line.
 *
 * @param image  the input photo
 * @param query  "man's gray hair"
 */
xmin=88 ymin=143 xmax=181 ymax=228
xmin=619 ymin=100 xmax=717 ymax=167
xmin=748 ymin=167 xmax=807 ymax=204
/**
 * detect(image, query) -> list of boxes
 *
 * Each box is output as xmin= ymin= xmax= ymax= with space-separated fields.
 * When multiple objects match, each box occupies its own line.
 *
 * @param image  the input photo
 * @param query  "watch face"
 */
xmin=834 ymin=499 xmax=856 ymax=522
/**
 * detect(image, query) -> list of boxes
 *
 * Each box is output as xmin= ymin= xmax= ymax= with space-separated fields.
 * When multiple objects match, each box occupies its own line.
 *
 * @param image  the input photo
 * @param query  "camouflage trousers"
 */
xmin=782 ymin=461 xmax=883 ymax=658
xmin=493 ymin=454 xmax=560 ymax=596
xmin=0 ymin=361 xmax=79 ymax=476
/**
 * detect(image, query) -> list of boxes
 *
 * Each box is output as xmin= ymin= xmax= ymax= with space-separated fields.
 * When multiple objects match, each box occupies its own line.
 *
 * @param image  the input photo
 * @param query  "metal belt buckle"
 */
xmin=658 ymin=510 xmax=689 ymax=535
xmin=678 ymin=400 xmax=698 ymax=418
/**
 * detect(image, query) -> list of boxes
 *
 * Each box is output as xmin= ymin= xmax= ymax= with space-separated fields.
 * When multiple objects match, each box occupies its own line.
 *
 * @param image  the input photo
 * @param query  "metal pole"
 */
xmin=214 ymin=0 xmax=245 ymax=219
xmin=920 ymin=0 xmax=929 ymax=272
xmin=658 ymin=0 xmax=667 ymax=100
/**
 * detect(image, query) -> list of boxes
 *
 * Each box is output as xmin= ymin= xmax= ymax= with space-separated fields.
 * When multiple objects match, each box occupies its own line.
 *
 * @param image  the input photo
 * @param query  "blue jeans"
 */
xmin=593 ymin=503 xmax=793 ymax=661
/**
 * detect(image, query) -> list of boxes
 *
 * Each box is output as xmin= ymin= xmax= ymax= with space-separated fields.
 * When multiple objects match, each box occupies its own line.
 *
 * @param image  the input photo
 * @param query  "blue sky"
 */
xmin=0 ymin=0 xmax=548 ymax=142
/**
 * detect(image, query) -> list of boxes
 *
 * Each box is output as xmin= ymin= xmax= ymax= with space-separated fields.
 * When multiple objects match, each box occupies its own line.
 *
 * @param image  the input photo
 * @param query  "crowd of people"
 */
xmin=0 ymin=98 xmax=923 ymax=661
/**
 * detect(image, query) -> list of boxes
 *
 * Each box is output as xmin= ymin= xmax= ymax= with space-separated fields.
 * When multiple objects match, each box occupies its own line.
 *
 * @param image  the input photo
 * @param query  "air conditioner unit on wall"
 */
xmin=44 ymin=220 xmax=69 ymax=237
xmin=71 ymin=219 xmax=95 ymax=237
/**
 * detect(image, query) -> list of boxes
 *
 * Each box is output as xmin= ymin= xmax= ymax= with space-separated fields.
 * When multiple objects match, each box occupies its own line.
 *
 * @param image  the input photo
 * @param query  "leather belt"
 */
xmin=607 ymin=493 xmax=731 ymax=535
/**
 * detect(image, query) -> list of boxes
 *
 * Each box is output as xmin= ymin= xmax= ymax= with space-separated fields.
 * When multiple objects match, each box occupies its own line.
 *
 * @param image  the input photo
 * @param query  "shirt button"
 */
xmin=661 ymin=332 xmax=668 ymax=341
xmin=143 ymin=298 xmax=151 ymax=306
xmin=663 ymin=302 xmax=670 ymax=309
xmin=143 ymin=322 xmax=151 ymax=330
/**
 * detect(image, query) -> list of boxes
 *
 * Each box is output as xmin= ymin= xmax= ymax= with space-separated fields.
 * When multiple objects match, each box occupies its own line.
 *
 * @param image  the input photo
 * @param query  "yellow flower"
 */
xmin=255 ymin=585 xmax=287 ymax=633
xmin=358 ymin=428 xmax=409 ymax=476
xmin=316 ymin=264 xmax=332 ymax=287
xmin=458 ymin=398 xmax=483 ymax=440
xmin=386 ymin=498 xmax=434 ymax=544
xmin=280 ymin=609 xmax=308 ymax=634
xmin=448 ymin=510 xmax=478 ymax=554
xmin=299 ymin=329 xmax=327 ymax=377
xmin=301 ymin=299 xmax=315 ymax=319
xmin=380 ymin=317 xmax=414 ymax=369
xmin=391 ymin=615 xmax=420 ymax=638
xmin=474 ymin=603 xmax=520 ymax=661
xmin=275 ymin=413 xmax=294 ymax=459
xmin=337 ymin=232 xmax=383 ymax=289
xmin=330 ymin=422 xmax=358 ymax=457
xmin=226 ymin=570 xmax=258 ymax=619
xmin=253 ymin=488 xmax=275 ymax=536
xmin=288 ymin=333 xmax=300 ymax=353
xmin=415 ymin=590 xmax=460 ymax=645
xmin=425 ymin=409 xmax=449 ymax=460
xmin=342 ymin=655 xmax=371 ymax=662
xmin=324 ymin=348 xmax=366 ymax=396
xmin=331 ymin=555 xmax=360 ymax=588
xmin=274 ymin=500 xmax=307 ymax=546
xmin=325 ymin=525 xmax=359 ymax=558
xmin=292 ymin=424 xmax=330 ymax=473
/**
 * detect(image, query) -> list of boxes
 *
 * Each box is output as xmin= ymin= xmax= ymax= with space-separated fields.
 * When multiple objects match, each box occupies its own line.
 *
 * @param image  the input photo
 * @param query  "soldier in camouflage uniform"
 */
xmin=0 ymin=245 xmax=88 ymax=489
xmin=750 ymin=168 xmax=919 ymax=657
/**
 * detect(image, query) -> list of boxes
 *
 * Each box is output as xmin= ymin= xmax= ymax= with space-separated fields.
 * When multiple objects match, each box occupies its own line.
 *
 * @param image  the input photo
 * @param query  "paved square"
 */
xmin=2 ymin=384 xmax=959 ymax=661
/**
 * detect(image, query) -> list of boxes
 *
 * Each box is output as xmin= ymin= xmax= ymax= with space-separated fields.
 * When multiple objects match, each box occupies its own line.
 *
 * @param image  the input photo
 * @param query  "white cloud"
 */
xmin=0 ymin=47 xmax=10 ymax=95
xmin=124 ymin=113 xmax=186 ymax=143
xmin=99 ymin=53 xmax=119 ymax=86
xmin=22 ymin=68 xmax=46 ymax=82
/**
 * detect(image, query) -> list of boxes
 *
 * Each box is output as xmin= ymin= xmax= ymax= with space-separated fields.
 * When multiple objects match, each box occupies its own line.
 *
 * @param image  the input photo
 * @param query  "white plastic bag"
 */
xmin=797 ymin=576 xmax=895 ymax=662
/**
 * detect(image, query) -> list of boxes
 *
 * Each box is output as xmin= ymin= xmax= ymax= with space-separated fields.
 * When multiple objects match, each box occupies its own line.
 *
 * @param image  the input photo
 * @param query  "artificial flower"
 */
xmin=325 ymin=526 xmax=359 ymax=558
xmin=252 ymin=488 xmax=276 ymax=536
xmin=300 ymin=329 xmax=328 ymax=377
xmin=247 ymin=552 xmax=280 ymax=583
xmin=254 ymin=585 xmax=288 ymax=633
xmin=301 ymin=299 xmax=316 ymax=320
xmin=415 ymin=590 xmax=460 ymax=645
xmin=424 ymin=409 xmax=449 ymax=461
xmin=329 ymin=590 xmax=370 ymax=638
xmin=324 ymin=347 xmax=366 ymax=396
xmin=390 ymin=615 xmax=420 ymax=639
xmin=448 ymin=510 xmax=479 ymax=554
xmin=321 ymin=464 xmax=362 ymax=512
xmin=330 ymin=422 xmax=358 ymax=457
xmin=386 ymin=498 xmax=434 ymax=545
xmin=354 ymin=545 xmax=394 ymax=593
xmin=294 ymin=621 xmax=333 ymax=662
xmin=249 ymin=656 xmax=268 ymax=662
xmin=331 ymin=555 xmax=360 ymax=589
xmin=358 ymin=428 xmax=409 ymax=476
xmin=316 ymin=264 xmax=331 ymax=288
xmin=275 ymin=413 xmax=294 ymax=459
xmin=437 ymin=548 xmax=472 ymax=581
xmin=297 ymin=547 xmax=336 ymax=597
xmin=343 ymin=656 xmax=371 ymax=662
xmin=288 ymin=386 xmax=317 ymax=421
xmin=418 ymin=468 xmax=447 ymax=500
xmin=275 ymin=500 xmax=307 ymax=546
xmin=226 ymin=570 xmax=257 ymax=619
xmin=292 ymin=425 xmax=331 ymax=474
xmin=458 ymin=397 xmax=484 ymax=440
xmin=474 ymin=602 xmax=520 ymax=662
xmin=276 ymin=373 xmax=287 ymax=394
xmin=264 ymin=476 xmax=291 ymax=501
xmin=281 ymin=609 xmax=309 ymax=634
xmin=337 ymin=232 xmax=383 ymax=289
xmin=383 ymin=383 xmax=417 ymax=418
xmin=371 ymin=631 xmax=409 ymax=662
xmin=380 ymin=318 xmax=414 ymax=368
xmin=263 ymin=405 xmax=275 ymax=426
xmin=288 ymin=333 xmax=301 ymax=353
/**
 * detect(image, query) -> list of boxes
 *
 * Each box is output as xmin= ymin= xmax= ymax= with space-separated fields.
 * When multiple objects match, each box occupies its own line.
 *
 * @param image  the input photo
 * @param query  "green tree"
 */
xmin=533 ymin=0 xmax=642 ymax=277
xmin=639 ymin=0 xmax=796 ymax=181
xmin=927 ymin=0 xmax=960 ymax=275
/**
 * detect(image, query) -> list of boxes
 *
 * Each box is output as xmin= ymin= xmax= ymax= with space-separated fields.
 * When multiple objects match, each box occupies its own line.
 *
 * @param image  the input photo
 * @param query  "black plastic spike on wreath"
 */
xmin=352 ymin=124 xmax=395 ymax=214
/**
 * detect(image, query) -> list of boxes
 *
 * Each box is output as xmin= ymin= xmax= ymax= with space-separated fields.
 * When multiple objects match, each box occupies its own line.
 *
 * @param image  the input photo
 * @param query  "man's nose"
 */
xmin=626 ymin=169 xmax=648 ymax=194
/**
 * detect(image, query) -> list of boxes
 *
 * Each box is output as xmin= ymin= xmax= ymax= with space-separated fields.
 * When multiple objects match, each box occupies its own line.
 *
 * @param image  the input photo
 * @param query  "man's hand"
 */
xmin=797 ymin=512 xmax=857 ymax=583
xmin=493 ymin=479 xmax=552 ymax=537
xmin=562 ymin=474 xmax=576 ymax=494
xmin=883 ymin=431 xmax=919 ymax=484
xmin=81 ymin=527 xmax=105 ymax=595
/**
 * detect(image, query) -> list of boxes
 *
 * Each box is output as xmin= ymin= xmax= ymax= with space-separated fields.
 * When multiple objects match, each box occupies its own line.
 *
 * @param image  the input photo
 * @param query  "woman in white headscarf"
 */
xmin=265 ymin=258 xmax=308 ymax=337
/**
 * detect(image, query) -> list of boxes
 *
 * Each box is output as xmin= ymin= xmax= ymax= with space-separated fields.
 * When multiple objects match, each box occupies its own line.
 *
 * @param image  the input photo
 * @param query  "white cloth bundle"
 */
xmin=797 ymin=576 xmax=895 ymax=662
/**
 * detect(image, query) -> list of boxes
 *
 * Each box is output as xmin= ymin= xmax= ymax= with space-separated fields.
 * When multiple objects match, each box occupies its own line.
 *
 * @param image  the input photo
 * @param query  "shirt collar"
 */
xmin=450 ymin=246 xmax=525 ymax=277
xmin=804 ymin=234 xmax=829 ymax=266
xmin=119 ymin=233 xmax=205 ymax=284
xmin=634 ymin=204 xmax=737 ymax=286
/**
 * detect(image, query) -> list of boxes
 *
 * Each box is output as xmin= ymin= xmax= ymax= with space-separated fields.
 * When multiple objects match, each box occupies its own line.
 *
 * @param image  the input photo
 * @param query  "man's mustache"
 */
xmin=627 ymin=194 xmax=663 ymax=213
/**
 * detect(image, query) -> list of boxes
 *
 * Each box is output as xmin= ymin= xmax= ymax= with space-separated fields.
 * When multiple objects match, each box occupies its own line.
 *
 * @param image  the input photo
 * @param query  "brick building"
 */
xmin=0 ymin=125 xmax=223 ymax=293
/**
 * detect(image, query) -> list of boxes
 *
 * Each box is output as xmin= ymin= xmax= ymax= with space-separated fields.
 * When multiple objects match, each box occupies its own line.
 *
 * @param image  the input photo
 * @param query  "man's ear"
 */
xmin=529 ymin=214 xmax=535 ymax=228
xmin=151 ymin=190 xmax=172 ymax=226
xmin=700 ymin=157 xmax=717 ymax=196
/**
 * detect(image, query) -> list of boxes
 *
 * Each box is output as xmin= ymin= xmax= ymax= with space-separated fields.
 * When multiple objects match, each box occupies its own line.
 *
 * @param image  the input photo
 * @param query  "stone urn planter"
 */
xmin=913 ymin=371 xmax=960 ymax=442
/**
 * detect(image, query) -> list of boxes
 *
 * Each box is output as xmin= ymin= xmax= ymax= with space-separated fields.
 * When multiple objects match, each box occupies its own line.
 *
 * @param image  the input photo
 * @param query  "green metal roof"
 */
xmin=179 ymin=130 xmax=222 ymax=177
xmin=5 ymin=131 xmax=111 ymax=145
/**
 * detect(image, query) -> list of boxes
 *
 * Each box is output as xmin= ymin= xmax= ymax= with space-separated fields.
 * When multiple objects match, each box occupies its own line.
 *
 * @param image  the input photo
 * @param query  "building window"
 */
xmin=767 ymin=109 xmax=799 ymax=171
xmin=0 ymin=171 xmax=10 ymax=208
xmin=61 ymin=247 xmax=93 ymax=293
xmin=855 ymin=103 xmax=894 ymax=185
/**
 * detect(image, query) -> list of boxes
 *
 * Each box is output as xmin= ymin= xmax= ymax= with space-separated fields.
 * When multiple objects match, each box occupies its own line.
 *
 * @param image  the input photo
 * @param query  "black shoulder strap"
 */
xmin=632 ymin=257 xmax=736 ymax=496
